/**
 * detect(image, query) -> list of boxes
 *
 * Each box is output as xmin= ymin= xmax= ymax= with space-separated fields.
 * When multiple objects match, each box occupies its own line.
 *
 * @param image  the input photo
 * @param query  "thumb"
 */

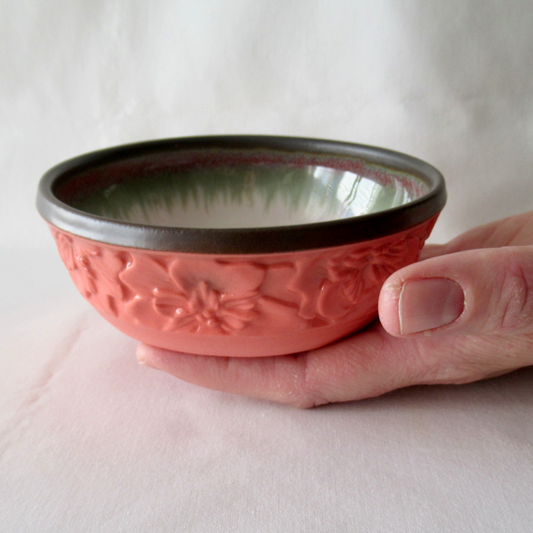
xmin=379 ymin=246 xmax=533 ymax=337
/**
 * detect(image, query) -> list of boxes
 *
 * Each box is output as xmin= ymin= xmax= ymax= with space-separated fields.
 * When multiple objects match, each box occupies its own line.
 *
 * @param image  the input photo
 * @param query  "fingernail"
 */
xmin=399 ymin=278 xmax=465 ymax=335
xmin=137 ymin=345 xmax=155 ymax=368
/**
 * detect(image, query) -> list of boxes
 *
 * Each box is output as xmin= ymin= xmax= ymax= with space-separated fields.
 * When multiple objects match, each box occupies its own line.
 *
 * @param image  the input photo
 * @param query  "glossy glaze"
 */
xmin=38 ymin=136 xmax=446 ymax=356
xmin=51 ymin=216 xmax=437 ymax=356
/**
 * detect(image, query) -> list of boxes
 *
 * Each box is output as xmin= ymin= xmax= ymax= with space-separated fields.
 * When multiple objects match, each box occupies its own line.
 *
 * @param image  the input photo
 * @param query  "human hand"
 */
xmin=137 ymin=211 xmax=533 ymax=408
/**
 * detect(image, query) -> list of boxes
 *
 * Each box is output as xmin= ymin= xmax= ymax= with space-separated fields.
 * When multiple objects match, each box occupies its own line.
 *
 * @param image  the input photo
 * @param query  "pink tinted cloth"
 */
xmin=2 ymin=0 xmax=533 ymax=531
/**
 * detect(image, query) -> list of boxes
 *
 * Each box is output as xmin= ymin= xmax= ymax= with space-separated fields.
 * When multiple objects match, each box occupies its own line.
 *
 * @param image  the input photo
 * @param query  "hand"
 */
xmin=137 ymin=211 xmax=533 ymax=408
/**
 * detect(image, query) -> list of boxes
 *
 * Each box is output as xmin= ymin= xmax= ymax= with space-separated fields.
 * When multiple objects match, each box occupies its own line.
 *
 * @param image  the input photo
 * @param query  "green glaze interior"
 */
xmin=58 ymin=150 xmax=429 ymax=230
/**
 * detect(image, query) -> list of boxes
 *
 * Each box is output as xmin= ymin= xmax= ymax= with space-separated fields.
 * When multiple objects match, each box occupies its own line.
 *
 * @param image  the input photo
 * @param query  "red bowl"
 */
xmin=37 ymin=136 xmax=446 ymax=356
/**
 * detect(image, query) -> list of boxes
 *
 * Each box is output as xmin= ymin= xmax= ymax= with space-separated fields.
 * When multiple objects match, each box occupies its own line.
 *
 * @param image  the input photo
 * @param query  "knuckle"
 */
xmin=496 ymin=256 xmax=533 ymax=332
xmin=287 ymin=356 xmax=330 ymax=409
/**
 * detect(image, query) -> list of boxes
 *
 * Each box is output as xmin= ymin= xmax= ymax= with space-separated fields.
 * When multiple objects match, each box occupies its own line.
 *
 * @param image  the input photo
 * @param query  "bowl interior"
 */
xmin=54 ymin=148 xmax=430 ymax=229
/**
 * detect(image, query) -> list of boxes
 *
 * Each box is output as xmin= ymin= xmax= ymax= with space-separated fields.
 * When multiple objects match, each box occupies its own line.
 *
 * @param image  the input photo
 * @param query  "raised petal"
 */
xmin=168 ymin=313 xmax=199 ymax=333
xmin=341 ymin=274 xmax=366 ymax=304
xmin=259 ymin=262 xmax=301 ymax=307
xmin=219 ymin=304 xmax=259 ymax=321
xmin=168 ymin=258 xmax=265 ymax=296
xmin=219 ymin=314 xmax=248 ymax=332
xmin=94 ymin=293 xmax=118 ymax=317
xmin=123 ymin=295 xmax=169 ymax=329
xmin=93 ymin=250 xmax=131 ymax=301
xmin=248 ymin=297 xmax=310 ymax=333
xmin=221 ymin=291 xmax=258 ymax=308
xmin=153 ymin=290 xmax=191 ymax=318
xmin=187 ymin=289 xmax=204 ymax=314
xmin=317 ymin=280 xmax=353 ymax=319
xmin=120 ymin=254 xmax=175 ymax=297
xmin=72 ymin=243 xmax=100 ymax=283
xmin=54 ymin=232 xmax=77 ymax=271
xmin=286 ymin=254 xmax=330 ymax=320
xmin=202 ymin=282 xmax=221 ymax=311
xmin=70 ymin=268 xmax=97 ymax=299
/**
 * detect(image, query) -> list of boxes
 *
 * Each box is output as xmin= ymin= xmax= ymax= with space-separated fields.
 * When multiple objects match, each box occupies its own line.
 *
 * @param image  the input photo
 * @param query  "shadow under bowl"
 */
xmin=36 ymin=135 xmax=446 ymax=356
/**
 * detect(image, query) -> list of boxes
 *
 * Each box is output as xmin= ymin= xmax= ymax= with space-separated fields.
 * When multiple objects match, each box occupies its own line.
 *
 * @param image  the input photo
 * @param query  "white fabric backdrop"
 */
xmin=1 ymin=1 xmax=533 ymax=531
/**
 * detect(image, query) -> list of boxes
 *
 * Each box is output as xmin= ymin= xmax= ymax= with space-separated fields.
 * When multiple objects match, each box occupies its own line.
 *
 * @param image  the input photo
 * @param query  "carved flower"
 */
xmin=53 ymin=231 xmax=129 ymax=317
xmin=120 ymin=256 xmax=265 ymax=334
xmin=55 ymin=231 xmax=98 ymax=296
xmin=152 ymin=280 xmax=260 ymax=333
xmin=285 ymin=234 xmax=422 ymax=321
xmin=284 ymin=253 xmax=331 ymax=321
xmin=327 ymin=236 xmax=420 ymax=304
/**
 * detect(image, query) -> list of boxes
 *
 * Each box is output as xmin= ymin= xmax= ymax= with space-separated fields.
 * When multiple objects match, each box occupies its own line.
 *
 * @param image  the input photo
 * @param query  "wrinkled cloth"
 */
xmin=1 ymin=1 xmax=533 ymax=531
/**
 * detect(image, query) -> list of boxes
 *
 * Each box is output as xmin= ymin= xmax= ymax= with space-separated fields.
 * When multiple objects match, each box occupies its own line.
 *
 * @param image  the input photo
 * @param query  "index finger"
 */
xmin=137 ymin=323 xmax=439 ymax=408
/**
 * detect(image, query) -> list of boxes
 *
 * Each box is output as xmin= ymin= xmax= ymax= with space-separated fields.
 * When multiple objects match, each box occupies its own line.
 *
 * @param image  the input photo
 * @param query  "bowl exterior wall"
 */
xmin=49 ymin=216 xmax=438 ymax=356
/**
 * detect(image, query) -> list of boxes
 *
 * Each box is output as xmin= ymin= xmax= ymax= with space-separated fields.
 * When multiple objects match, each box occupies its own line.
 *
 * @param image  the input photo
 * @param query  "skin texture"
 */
xmin=137 ymin=211 xmax=533 ymax=408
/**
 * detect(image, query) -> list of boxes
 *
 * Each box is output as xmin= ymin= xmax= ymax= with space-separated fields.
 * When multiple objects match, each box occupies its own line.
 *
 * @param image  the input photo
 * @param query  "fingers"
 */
xmin=379 ymin=246 xmax=533 ymax=337
xmin=418 ymin=243 xmax=447 ymax=261
xmin=435 ymin=211 xmax=533 ymax=254
xmin=137 ymin=324 xmax=533 ymax=408
xmin=137 ymin=324 xmax=435 ymax=408
xmin=135 ymin=212 xmax=533 ymax=407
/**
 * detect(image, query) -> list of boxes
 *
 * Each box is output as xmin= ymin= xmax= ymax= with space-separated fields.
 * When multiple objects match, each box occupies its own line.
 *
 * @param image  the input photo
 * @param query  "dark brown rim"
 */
xmin=36 ymin=135 xmax=446 ymax=254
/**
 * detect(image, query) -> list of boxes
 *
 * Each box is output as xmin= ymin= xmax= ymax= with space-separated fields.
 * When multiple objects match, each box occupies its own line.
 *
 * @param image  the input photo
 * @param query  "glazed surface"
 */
xmin=38 ymin=137 xmax=446 ymax=253
xmin=71 ymin=162 xmax=420 ymax=229
xmin=50 ymin=216 xmax=437 ymax=356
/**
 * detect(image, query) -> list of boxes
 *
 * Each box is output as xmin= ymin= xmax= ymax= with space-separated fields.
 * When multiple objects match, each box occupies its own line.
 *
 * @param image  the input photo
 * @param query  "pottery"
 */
xmin=37 ymin=136 xmax=446 ymax=356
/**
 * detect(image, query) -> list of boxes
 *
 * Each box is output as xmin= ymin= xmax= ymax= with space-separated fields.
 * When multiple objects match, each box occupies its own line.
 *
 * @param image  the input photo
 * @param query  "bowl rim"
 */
xmin=36 ymin=135 xmax=446 ymax=254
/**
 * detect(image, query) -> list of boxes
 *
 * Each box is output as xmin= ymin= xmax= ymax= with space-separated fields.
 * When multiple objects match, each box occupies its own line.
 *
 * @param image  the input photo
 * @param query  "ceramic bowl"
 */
xmin=37 ymin=136 xmax=446 ymax=357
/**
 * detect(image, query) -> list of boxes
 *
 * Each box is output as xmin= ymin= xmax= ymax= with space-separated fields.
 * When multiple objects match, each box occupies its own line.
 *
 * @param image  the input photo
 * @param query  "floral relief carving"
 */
xmin=51 ymin=217 xmax=435 ymax=336
xmin=54 ymin=231 xmax=130 ymax=317
xmin=55 ymin=231 xmax=99 ymax=296
xmin=327 ymin=237 xmax=419 ymax=301
xmin=319 ymin=234 xmax=421 ymax=318
xmin=119 ymin=256 xmax=264 ymax=334
xmin=285 ymin=228 xmax=427 ymax=321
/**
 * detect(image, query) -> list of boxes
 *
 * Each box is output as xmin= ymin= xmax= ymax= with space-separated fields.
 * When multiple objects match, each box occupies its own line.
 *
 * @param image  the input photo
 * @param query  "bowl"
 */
xmin=36 ymin=136 xmax=446 ymax=357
